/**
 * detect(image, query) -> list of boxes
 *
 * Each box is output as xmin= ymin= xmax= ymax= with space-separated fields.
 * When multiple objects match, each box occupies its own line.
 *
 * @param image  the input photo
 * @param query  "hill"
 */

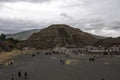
xmin=92 ymin=34 xmax=107 ymax=39
xmin=6 ymin=29 xmax=40 ymax=40
xmin=5 ymin=28 xmax=106 ymax=41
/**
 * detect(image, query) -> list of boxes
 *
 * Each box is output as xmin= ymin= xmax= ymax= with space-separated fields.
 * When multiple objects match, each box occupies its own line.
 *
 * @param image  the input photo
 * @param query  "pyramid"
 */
xmin=23 ymin=24 xmax=97 ymax=49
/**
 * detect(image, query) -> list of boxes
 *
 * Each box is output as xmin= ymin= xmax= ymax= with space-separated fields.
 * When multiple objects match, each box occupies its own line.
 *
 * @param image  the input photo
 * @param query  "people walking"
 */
xmin=18 ymin=71 xmax=21 ymax=79
xmin=24 ymin=72 xmax=28 ymax=79
xmin=11 ymin=74 xmax=14 ymax=80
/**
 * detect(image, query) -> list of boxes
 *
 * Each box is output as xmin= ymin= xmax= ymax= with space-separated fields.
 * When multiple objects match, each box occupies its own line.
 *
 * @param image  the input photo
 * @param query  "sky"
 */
xmin=0 ymin=0 xmax=120 ymax=37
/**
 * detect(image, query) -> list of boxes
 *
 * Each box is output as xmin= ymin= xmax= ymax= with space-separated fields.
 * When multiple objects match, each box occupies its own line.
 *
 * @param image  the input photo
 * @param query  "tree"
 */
xmin=7 ymin=38 xmax=20 ymax=45
xmin=0 ymin=33 xmax=6 ymax=41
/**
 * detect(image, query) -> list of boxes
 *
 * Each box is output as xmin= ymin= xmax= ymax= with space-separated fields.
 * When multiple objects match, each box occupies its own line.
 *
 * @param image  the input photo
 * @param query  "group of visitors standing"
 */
xmin=11 ymin=71 xmax=28 ymax=80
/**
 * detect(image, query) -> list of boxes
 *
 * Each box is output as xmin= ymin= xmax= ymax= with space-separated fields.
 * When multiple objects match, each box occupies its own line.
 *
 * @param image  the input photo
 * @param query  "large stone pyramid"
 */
xmin=23 ymin=24 xmax=97 ymax=49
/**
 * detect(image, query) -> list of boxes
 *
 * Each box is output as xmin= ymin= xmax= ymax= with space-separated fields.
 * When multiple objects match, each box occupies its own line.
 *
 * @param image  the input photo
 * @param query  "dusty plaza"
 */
xmin=0 ymin=50 xmax=120 ymax=80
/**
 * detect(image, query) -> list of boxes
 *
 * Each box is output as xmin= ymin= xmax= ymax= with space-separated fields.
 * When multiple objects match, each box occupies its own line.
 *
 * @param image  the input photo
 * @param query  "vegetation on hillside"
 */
xmin=0 ymin=33 xmax=20 ymax=52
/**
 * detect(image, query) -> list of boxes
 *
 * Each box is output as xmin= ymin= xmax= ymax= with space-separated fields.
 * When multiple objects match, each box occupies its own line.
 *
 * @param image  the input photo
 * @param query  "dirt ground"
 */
xmin=0 ymin=50 xmax=22 ymax=65
xmin=0 ymin=50 xmax=120 ymax=80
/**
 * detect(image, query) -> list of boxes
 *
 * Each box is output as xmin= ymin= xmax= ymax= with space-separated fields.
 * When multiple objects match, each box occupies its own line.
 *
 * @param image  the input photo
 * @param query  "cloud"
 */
xmin=82 ymin=18 xmax=105 ymax=30
xmin=84 ymin=0 xmax=120 ymax=21
xmin=108 ymin=21 xmax=120 ymax=30
xmin=0 ymin=18 xmax=43 ymax=34
xmin=60 ymin=13 xmax=73 ymax=20
xmin=0 ymin=0 xmax=51 ymax=3
xmin=0 ymin=0 xmax=120 ymax=37
xmin=80 ymin=19 xmax=120 ymax=37
xmin=0 ymin=17 xmax=120 ymax=37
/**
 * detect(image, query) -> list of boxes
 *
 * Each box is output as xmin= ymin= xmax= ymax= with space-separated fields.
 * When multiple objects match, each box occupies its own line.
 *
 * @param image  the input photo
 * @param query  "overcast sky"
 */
xmin=0 ymin=0 xmax=120 ymax=37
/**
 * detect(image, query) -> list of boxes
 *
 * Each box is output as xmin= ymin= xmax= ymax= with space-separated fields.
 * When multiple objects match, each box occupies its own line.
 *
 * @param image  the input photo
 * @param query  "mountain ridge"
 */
xmin=6 ymin=29 xmax=40 ymax=40
xmin=5 ymin=28 xmax=106 ymax=40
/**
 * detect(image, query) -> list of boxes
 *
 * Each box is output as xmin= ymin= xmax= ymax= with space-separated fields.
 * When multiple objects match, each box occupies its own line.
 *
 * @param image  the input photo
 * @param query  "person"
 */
xmin=37 ymin=52 xmax=39 ymax=55
xmin=32 ymin=54 xmax=36 ymax=57
xmin=62 ymin=60 xmax=65 ymax=64
xmin=20 ymin=48 xmax=23 ymax=52
xmin=101 ymin=78 xmax=104 ymax=80
xmin=11 ymin=74 xmax=14 ymax=80
xmin=89 ymin=58 xmax=91 ymax=61
xmin=60 ymin=59 xmax=63 ymax=63
xmin=10 ymin=61 xmax=13 ymax=66
xmin=18 ymin=71 xmax=21 ymax=78
xmin=92 ymin=58 xmax=95 ymax=62
xmin=24 ymin=72 xmax=28 ymax=79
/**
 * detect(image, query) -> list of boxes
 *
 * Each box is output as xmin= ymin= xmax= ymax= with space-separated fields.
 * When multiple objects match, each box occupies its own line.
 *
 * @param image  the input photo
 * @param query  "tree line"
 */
xmin=0 ymin=33 xmax=20 ymax=52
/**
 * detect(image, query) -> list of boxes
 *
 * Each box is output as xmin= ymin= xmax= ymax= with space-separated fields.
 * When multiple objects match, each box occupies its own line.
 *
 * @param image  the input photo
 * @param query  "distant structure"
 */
xmin=21 ymin=24 xmax=97 ymax=49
